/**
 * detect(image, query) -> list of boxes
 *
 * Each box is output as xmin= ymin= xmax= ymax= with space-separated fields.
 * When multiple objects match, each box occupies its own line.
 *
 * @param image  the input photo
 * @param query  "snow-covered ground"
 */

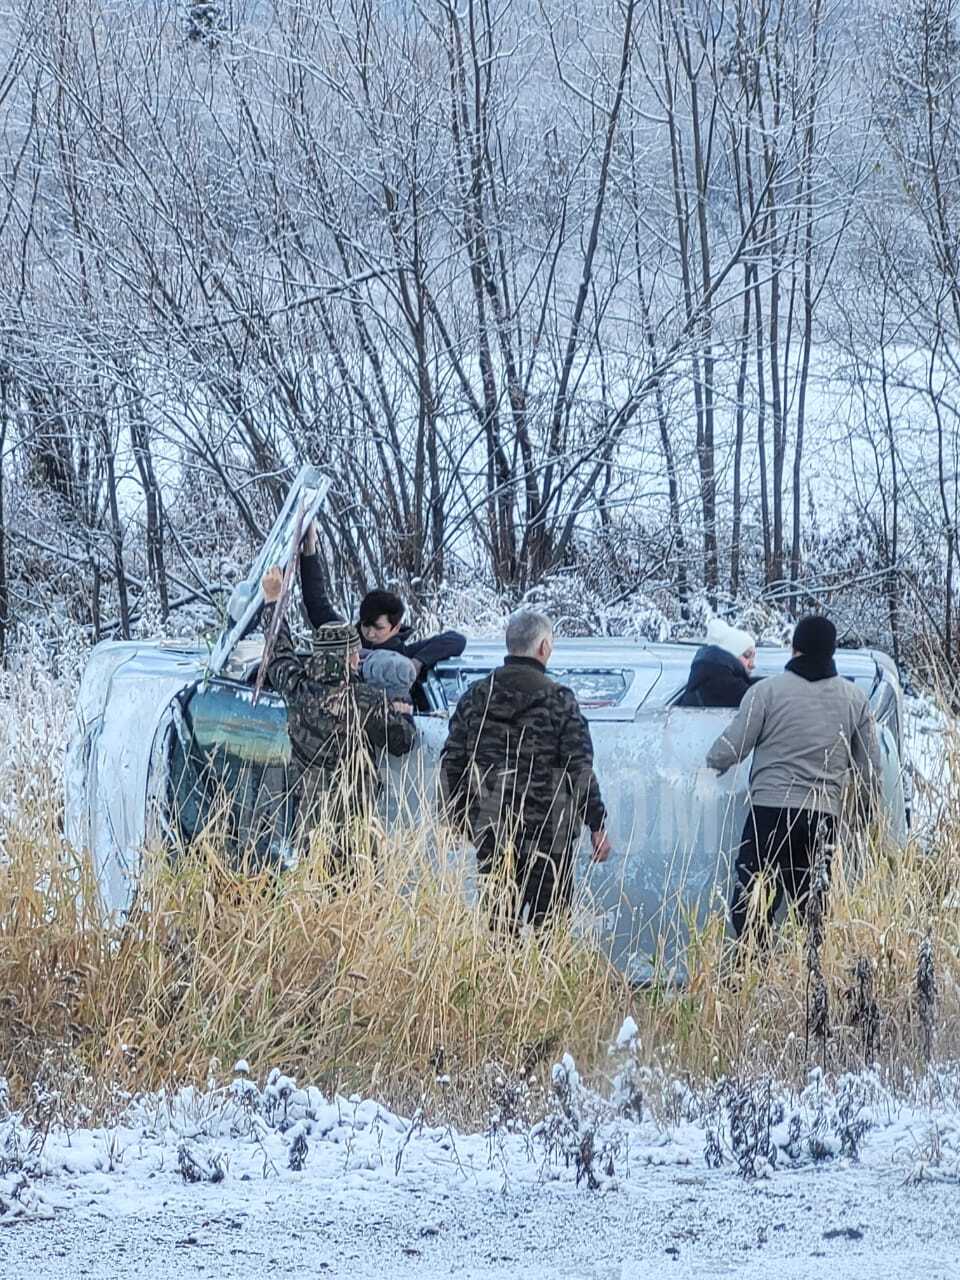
xmin=3 ymin=1052 xmax=960 ymax=1278
xmin=6 ymin=1157 xmax=957 ymax=1279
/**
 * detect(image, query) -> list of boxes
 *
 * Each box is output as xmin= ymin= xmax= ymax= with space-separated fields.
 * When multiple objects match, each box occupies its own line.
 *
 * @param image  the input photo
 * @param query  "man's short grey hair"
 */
xmin=505 ymin=609 xmax=553 ymax=656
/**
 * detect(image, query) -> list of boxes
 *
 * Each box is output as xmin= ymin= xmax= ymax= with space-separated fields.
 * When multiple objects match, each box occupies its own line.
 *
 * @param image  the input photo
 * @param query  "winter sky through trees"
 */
xmin=0 ymin=0 xmax=957 ymax=669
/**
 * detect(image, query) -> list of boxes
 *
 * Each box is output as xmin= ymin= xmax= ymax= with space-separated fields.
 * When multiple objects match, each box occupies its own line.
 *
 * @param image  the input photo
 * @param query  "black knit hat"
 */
xmin=792 ymin=615 xmax=836 ymax=661
xmin=312 ymin=621 xmax=361 ymax=655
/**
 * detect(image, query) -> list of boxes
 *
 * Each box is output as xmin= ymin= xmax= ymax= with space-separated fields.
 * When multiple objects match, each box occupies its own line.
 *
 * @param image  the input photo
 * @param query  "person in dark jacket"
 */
xmin=299 ymin=523 xmax=465 ymax=710
xmin=439 ymin=609 xmax=611 ymax=930
xmin=706 ymin=614 xmax=882 ymax=946
xmin=677 ymin=618 xmax=759 ymax=709
xmin=261 ymin=567 xmax=415 ymax=860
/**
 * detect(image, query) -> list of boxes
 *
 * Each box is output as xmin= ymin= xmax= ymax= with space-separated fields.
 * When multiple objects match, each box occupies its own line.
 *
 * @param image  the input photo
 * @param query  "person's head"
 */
xmin=361 ymin=649 xmax=417 ymax=702
xmin=792 ymin=614 xmax=837 ymax=662
xmin=311 ymin=621 xmax=362 ymax=679
xmin=706 ymin=617 xmax=757 ymax=673
xmin=505 ymin=609 xmax=554 ymax=666
xmin=358 ymin=589 xmax=405 ymax=647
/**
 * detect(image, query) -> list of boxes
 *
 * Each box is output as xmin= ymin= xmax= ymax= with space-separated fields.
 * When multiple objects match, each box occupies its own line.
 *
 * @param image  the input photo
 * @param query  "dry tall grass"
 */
xmin=2 ymin=658 xmax=960 ymax=1123
xmin=0 ymin=800 xmax=632 ymax=1122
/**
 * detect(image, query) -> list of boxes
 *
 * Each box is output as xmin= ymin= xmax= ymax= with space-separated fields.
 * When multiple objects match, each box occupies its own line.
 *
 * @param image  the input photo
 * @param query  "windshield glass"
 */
xmin=435 ymin=667 xmax=634 ymax=710
xmin=654 ymin=667 xmax=880 ymax=710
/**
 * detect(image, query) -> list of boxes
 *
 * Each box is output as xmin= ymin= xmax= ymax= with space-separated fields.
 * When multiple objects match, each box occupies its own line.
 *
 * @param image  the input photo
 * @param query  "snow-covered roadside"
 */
xmin=2 ymin=1048 xmax=960 ymax=1279
xmin=6 ymin=1156 xmax=958 ymax=1280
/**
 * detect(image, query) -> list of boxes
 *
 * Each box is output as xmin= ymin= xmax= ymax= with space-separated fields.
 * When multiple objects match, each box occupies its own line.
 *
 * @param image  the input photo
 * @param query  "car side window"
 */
xmin=418 ymin=669 xmax=453 ymax=713
xmin=431 ymin=666 xmax=633 ymax=711
xmin=870 ymin=678 xmax=900 ymax=746
xmin=430 ymin=667 xmax=491 ymax=711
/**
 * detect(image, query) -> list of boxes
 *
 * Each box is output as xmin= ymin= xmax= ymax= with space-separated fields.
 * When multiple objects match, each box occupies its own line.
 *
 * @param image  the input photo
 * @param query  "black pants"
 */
xmin=730 ymin=805 xmax=836 ymax=943
xmin=478 ymin=842 xmax=575 ymax=932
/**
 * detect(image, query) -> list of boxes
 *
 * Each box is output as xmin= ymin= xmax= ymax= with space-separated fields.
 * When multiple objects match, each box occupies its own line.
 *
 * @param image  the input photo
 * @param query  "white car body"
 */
xmin=65 ymin=471 xmax=908 ymax=981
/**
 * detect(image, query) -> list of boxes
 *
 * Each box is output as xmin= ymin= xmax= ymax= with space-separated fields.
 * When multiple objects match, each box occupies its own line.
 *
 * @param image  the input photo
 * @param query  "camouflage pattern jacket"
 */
xmin=263 ymin=605 xmax=415 ymax=805
xmin=439 ymin=656 xmax=606 ymax=864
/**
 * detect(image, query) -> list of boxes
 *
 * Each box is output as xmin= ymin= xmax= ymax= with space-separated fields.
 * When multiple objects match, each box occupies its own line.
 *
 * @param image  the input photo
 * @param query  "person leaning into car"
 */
xmin=260 ymin=566 xmax=415 ymax=865
xmin=299 ymin=521 xmax=466 ymax=712
xmin=677 ymin=617 xmax=760 ymax=709
xmin=705 ymin=615 xmax=882 ymax=946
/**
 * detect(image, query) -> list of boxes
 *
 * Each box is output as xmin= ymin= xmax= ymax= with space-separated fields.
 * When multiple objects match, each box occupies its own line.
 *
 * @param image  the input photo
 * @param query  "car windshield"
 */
xmin=436 ymin=667 xmax=634 ymax=710
xmin=652 ymin=664 xmax=882 ymax=710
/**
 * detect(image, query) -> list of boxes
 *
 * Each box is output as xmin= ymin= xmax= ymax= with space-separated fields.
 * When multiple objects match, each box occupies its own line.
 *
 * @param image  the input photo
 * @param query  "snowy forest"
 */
xmin=0 ymin=0 xmax=958 ymax=671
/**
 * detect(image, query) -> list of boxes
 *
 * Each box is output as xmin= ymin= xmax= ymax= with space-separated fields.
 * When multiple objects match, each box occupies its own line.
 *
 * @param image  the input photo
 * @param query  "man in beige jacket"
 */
xmin=706 ymin=615 xmax=882 ymax=943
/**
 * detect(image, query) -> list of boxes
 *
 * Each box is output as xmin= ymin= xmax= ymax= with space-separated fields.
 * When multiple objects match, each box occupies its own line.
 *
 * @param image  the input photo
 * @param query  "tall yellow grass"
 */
xmin=1 ymin=658 xmax=959 ymax=1122
xmin=0 ymin=805 xmax=633 ymax=1122
xmin=3 ymin=794 xmax=959 ymax=1123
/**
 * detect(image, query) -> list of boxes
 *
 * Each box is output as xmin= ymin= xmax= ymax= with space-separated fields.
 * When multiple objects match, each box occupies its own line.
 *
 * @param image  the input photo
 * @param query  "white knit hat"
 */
xmin=705 ymin=617 xmax=756 ymax=658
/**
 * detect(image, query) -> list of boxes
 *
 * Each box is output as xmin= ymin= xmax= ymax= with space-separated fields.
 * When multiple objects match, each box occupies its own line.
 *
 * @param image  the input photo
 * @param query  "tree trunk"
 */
xmin=731 ymin=268 xmax=753 ymax=598
xmin=0 ymin=371 xmax=8 ymax=664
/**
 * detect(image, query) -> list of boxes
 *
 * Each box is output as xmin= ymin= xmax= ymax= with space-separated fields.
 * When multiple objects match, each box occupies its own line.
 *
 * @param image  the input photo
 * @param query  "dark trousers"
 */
xmin=730 ymin=805 xmax=836 ymax=943
xmin=478 ymin=841 xmax=575 ymax=931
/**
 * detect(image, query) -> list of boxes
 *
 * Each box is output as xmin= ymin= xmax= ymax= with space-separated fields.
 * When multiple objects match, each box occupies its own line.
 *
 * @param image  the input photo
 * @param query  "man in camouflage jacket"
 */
xmin=261 ymin=567 xmax=415 ymax=857
xmin=439 ymin=609 xmax=610 ymax=928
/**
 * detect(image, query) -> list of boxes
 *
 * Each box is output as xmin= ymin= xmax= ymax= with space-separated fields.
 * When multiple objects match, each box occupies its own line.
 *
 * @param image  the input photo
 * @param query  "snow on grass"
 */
xmin=3 ymin=1045 xmax=960 ymax=1232
xmin=905 ymin=692 xmax=954 ymax=838
xmin=0 ymin=625 xmax=88 ymax=854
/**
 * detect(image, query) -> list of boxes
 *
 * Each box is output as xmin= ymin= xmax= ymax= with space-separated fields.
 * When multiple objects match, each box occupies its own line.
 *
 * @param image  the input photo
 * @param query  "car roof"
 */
xmin=443 ymin=638 xmax=885 ymax=680
xmin=433 ymin=639 xmax=891 ymax=720
xmin=91 ymin=635 xmax=891 ymax=699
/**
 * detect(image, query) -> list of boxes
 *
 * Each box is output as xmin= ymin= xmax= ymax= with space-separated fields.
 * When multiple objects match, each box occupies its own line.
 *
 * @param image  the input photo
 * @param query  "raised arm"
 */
xmin=261 ymin=600 xmax=310 ymax=701
xmin=300 ymin=523 xmax=345 ymax=628
xmin=706 ymin=685 xmax=767 ymax=774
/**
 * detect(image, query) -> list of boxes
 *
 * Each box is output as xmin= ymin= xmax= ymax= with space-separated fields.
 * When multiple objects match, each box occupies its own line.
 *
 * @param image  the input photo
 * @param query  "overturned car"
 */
xmin=65 ymin=471 xmax=909 ymax=982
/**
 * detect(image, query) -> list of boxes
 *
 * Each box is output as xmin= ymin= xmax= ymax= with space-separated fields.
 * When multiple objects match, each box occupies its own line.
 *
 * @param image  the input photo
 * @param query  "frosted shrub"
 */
xmin=533 ymin=1053 xmax=621 ymax=1190
xmin=610 ymin=1017 xmax=646 ymax=1122
xmin=703 ymin=1077 xmax=781 ymax=1179
xmin=0 ymin=623 xmax=90 ymax=849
